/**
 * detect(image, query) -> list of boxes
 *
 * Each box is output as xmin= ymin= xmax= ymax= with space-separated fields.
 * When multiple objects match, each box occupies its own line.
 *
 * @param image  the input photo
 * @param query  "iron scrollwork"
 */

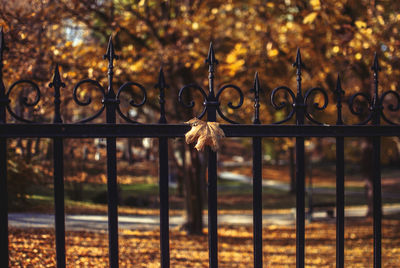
xmin=178 ymin=43 xmax=244 ymax=124
xmin=270 ymin=86 xmax=296 ymax=124
xmin=1 ymin=29 xmax=400 ymax=127
xmin=116 ymin=81 xmax=147 ymax=123
xmin=348 ymin=53 xmax=400 ymax=125
xmin=271 ymin=49 xmax=329 ymax=125
xmin=178 ymin=84 xmax=208 ymax=120
xmin=348 ymin=92 xmax=373 ymax=125
xmin=380 ymin=90 xmax=400 ymax=125
xmin=215 ymin=84 xmax=244 ymax=124
xmin=6 ymin=79 xmax=41 ymax=123
xmin=304 ymin=87 xmax=328 ymax=125
xmin=72 ymin=79 xmax=106 ymax=123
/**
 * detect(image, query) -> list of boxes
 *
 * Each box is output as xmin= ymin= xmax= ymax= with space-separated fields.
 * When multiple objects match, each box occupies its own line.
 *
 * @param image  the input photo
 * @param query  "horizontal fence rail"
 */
xmin=1 ymin=28 xmax=398 ymax=267
xmin=2 ymin=124 xmax=400 ymax=138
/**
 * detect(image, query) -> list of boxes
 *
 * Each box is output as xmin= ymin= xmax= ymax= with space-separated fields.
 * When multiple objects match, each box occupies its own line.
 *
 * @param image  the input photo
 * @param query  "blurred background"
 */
xmin=2 ymin=0 xmax=400 ymax=266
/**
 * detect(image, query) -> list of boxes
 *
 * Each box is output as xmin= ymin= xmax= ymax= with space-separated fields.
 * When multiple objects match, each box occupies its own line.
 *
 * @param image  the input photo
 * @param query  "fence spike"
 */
xmin=49 ymin=64 xmax=65 ymax=123
xmin=103 ymin=35 xmax=118 ymax=62
xmin=335 ymin=74 xmax=344 ymax=125
xmin=0 ymin=27 xmax=4 ymax=94
xmin=205 ymin=42 xmax=217 ymax=97
xmin=252 ymin=71 xmax=260 ymax=124
xmin=371 ymin=52 xmax=381 ymax=73
xmin=371 ymin=52 xmax=382 ymax=126
xmin=0 ymin=27 xmax=4 ymax=64
xmin=103 ymin=35 xmax=118 ymax=97
xmin=292 ymin=47 xmax=304 ymax=69
xmin=156 ymin=67 xmax=167 ymax=124
xmin=372 ymin=52 xmax=381 ymax=99
xmin=205 ymin=42 xmax=218 ymax=66
xmin=157 ymin=67 xmax=166 ymax=90
xmin=293 ymin=48 xmax=304 ymax=101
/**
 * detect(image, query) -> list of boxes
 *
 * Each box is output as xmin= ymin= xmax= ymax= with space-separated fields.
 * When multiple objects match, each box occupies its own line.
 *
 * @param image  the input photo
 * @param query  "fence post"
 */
xmin=156 ymin=68 xmax=170 ymax=268
xmin=49 ymin=64 xmax=66 ymax=268
xmin=205 ymin=43 xmax=219 ymax=268
xmin=0 ymin=27 xmax=9 ymax=268
xmin=371 ymin=53 xmax=382 ymax=268
xmin=252 ymin=72 xmax=263 ymax=268
xmin=293 ymin=48 xmax=306 ymax=268
xmin=334 ymin=75 xmax=345 ymax=268
xmin=103 ymin=36 xmax=119 ymax=268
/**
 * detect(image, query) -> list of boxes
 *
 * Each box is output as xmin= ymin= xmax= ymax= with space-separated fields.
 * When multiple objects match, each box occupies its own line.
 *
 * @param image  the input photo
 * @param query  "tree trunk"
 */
xmin=361 ymin=138 xmax=374 ymax=217
xmin=182 ymin=144 xmax=204 ymax=234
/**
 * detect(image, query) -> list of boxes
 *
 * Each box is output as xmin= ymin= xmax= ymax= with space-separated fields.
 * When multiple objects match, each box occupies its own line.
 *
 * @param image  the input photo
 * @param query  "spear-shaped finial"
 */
xmin=0 ymin=26 xmax=6 ymax=124
xmin=205 ymin=42 xmax=218 ymax=66
xmin=205 ymin=42 xmax=218 ymax=97
xmin=371 ymin=52 xmax=381 ymax=73
xmin=156 ymin=67 xmax=166 ymax=90
xmin=252 ymin=71 xmax=260 ymax=124
xmin=292 ymin=47 xmax=304 ymax=70
xmin=334 ymin=74 xmax=344 ymax=125
xmin=156 ymin=67 xmax=168 ymax=123
xmin=253 ymin=72 xmax=260 ymax=96
xmin=371 ymin=52 xmax=382 ymax=124
xmin=49 ymin=64 xmax=65 ymax=123
xmin=49 ymin=64 xmax=65 ymax=89
xmin=293 ymin=48 xmax=304 ymax=98
xmin=103 ymin=35 xmax=119 ymax=96
xmin=0 ymin=27 xmax=4 ymax=62
xmin=103 ymin=35 xmax=119 ymax=62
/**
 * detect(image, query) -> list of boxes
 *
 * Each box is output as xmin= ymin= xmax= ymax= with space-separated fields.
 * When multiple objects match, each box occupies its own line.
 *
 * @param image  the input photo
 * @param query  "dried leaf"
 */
xmin=185 ymin=118 xmax=225 ymax=151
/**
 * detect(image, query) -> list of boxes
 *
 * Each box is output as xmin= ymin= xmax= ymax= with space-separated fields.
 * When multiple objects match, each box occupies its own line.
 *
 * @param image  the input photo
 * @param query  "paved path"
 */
xmin=9 ymin=204 xmax=400 ymax=231
xmin=219 ymin=171 xmax=400 ymax=198
xmin=8 ymin=172 xmax=400 ymax=231
xmin=8 ymin=212 xmax=296 ymax=231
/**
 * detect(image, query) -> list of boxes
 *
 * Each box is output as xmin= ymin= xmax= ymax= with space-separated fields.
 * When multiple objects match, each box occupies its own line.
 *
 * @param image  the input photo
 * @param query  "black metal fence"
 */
xmin=1 ymin=28 xmax=400 ymax=268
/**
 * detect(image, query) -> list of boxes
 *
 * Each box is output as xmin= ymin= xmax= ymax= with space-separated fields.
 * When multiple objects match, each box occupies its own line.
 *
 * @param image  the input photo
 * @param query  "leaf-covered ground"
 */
xmin=9 ymin=218 xmax=400 ymax=267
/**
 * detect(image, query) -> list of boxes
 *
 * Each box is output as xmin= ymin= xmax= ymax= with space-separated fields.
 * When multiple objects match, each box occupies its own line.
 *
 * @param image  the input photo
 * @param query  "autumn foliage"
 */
xmin=9 ymin=219 xmax=400 ymax=267
xmin=2 ymin=0 xmax=400 ymax=266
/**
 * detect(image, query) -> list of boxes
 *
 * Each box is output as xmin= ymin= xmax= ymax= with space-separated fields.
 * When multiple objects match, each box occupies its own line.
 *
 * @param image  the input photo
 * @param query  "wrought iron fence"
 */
xmin=1 ymin=27 xmax=400 ymax=268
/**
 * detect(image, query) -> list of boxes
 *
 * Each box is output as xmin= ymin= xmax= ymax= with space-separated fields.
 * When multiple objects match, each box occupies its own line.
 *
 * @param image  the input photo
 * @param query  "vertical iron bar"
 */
xmin=53 ymin=138 xmax=65 ymax=267
xmin=293 ymin=48 xmax=305 ymax=268
xmin=335 ymin=75 xmax=345 ymax=268
xmin=49 ymin=64 xmax=66 ymax=268
xmin=252 ymin=72 xmax=262 ymax=268
xmin=156 ymin=68 xmax=170 ymax=267
xmin=206 ymin=42 xmax=218 ymax=268
xmin=159 ymin=136 xmax=169 ymax=267
xmin=0 ymin=137 xmax=7 ymax=268
xmin=336 ymin=137 xmax=345 ymax=268
xmin=104 ymin=36 xmax=119 ymax=268
xmin=371 ymin=53 xmax=382 ymax=268
xmin=372 ymin=135 xmax=381 ymax=268
xmin=253 ymin=137 xmax=262 ymax=267
xmin=0 ymin=27 xmax=9 ymax=268
xmin=208 ymin=149 xmax=218 ymax=268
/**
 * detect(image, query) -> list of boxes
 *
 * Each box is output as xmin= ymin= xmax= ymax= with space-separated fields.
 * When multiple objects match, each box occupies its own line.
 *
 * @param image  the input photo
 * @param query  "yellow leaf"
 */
xmin=268 ymin=48 xmax=279 ymax=57
xmin=192 ymin=22 xmax=199 ymax=30
xmin=310 ymin=0 xmax=321 ymax=10
xmin=355 ymin=20 xmax=367 ymax=29
xmin=303 ymin=12 xmax=318 ymax=24
xmin=377 ymin=15 xmax=385 ymax=25
xmin=332 ymin=46 xmax=339 ymax=53
xmin=226 ymin=53 xmax=236 ymax=64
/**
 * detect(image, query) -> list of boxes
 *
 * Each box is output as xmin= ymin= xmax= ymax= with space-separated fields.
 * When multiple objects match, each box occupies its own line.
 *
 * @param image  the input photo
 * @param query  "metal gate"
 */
xmin=1 ymin=29 xmax=399 ymax=268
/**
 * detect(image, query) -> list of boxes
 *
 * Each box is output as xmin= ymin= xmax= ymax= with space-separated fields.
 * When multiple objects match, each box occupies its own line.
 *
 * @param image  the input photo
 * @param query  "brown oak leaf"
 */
xmin=185 ymin=118 xmax=225 ymax=151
